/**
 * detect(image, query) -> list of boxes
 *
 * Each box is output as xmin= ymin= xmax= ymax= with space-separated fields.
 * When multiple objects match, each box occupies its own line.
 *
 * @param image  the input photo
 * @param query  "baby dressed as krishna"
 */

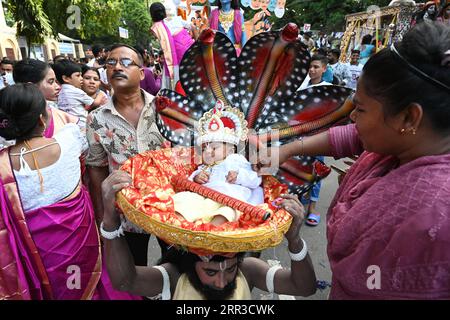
xmin=172 ymin=100 xmax=264 ymax=226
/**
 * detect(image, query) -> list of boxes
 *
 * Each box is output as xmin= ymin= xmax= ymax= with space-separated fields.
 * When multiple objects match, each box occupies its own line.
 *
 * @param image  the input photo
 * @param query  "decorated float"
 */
xmin=339 ymin=2 xmax=425 ymax=63
xmin=165 ymin=0 xmax=287 ymax=41
xmin=118 ymin=24 xmax=354 ymax=255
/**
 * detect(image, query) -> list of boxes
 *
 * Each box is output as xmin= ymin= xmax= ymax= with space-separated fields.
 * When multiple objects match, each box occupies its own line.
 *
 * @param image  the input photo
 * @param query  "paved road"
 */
xmin=252 ymin=157 xmax=343 ymax=300
xmin=147 ymin=157 xmax=345 ymax=300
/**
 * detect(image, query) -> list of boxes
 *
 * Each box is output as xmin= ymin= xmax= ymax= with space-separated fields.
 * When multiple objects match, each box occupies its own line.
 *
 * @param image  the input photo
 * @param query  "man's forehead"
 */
xmin=311 ymin=60 xmax=324 ymax=67
xmin=109 ymin=47 xmax=139 ymax=59
xmin=198 ymin=257 xmax=238 ymax=268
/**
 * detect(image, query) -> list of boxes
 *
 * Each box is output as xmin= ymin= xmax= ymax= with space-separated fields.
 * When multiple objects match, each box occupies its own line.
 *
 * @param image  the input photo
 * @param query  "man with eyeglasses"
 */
xmin=86 ymin=44 xmax=167 ymax=268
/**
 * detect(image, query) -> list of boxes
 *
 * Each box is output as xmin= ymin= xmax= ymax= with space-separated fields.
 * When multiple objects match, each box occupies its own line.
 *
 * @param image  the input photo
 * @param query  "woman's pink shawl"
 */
xmin=327 ymin=124 xmax=450 ymax=299
xmin=151 ymin=21 xmax=178 ymax=79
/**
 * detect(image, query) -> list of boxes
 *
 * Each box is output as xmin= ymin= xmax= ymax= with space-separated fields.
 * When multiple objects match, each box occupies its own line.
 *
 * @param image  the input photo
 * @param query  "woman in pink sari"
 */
xmin=258 ymin=22 xmax=450 ymax=299
xmin=149 ymin=2 xmax=194 ymax=89
xmin=0 ymin=84 xmax=138 ymax=300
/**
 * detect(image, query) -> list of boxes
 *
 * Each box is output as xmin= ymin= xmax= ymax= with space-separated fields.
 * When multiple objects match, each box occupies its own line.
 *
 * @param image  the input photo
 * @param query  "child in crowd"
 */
xmin=54 ymin=60 xmax=107 ymax=129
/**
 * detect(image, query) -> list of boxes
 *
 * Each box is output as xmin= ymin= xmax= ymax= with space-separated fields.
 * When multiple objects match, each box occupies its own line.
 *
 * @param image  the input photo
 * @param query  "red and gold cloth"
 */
xmin=117 ymin=147 xmax=292 ymax=255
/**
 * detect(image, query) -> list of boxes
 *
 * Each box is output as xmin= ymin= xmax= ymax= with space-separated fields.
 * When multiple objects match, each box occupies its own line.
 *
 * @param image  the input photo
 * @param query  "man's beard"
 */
xmin=186 ymin=268 xmax=238 ymax=300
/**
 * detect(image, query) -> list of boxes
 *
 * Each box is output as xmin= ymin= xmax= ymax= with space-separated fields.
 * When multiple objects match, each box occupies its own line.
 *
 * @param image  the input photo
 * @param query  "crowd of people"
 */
xmin=0 ymin=0 xmax=449 ymax=301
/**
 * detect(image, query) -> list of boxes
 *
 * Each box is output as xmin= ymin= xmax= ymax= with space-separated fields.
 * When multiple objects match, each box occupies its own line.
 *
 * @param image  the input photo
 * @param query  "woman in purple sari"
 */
xmin=0 ymin=84 xmax=139 ymax=300
xmin=257 ymin=22 xmax=450 ymax=299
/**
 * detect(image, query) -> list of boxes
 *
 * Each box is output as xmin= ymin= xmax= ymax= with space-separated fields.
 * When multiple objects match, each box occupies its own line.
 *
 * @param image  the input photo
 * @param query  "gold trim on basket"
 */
xmin=116 ymin=192 xmax=292 ymax=253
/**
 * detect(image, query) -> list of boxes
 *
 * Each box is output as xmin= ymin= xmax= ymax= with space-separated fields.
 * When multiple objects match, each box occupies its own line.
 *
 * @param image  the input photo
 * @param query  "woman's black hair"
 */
xmin=216 ymin=0 xmax=240 ymax=10
xmin=150 ymin=2 xmax=167 ymax=22
xmin=361 ymin=22 xmax=450 ymax=133
xmin=0 ymin=83 xmax=47 ymax=141
xmin=12 ymin=59 xmax=50 ymax=84
xmin=81 ymin=64 xmax=100 ymax=78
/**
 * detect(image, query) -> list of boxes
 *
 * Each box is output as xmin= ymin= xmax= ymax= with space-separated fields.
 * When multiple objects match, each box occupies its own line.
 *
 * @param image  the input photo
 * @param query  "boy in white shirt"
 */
xmin=298 ymin=55 xmax=331 ymax=91
xmin=346 ymin=49 xmax=364 ymax=90
xmin=297 ymin=55 xmax=331 ymax=227
xmin=54 ymin=60 xmax=107 ymax=129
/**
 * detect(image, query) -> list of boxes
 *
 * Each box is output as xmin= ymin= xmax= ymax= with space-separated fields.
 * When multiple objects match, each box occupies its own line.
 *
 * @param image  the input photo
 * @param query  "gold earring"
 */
xmin=411 ymin=128 xmax=417 ymax=135
xmin=400 ymin=128 xmax=406 ymax=134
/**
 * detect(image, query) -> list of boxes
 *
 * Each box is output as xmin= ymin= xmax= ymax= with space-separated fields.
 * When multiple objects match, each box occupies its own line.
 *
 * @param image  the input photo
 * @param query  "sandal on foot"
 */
xmin=305 ymin=213 xmax=321 ymax=226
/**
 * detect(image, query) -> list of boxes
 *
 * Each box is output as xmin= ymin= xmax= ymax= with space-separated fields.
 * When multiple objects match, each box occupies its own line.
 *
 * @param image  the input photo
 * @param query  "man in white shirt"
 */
xmin=87 ymin=44 xmax=105 ymax=67
xmin=302 ymin=32 xmax=316 ymax=52
xmin=327 ymin=49 xmax=352 ymax=87
xmin=298 ymin=55 xmax=331 ymax=91
xmin=346 ymin=49 xmax=364 ymax=90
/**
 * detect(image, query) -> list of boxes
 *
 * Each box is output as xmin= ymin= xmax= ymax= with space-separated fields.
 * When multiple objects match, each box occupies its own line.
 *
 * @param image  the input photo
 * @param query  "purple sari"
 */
xmin=327 ymin=124 xmax=450 ymax=299
xmin=172 ymin=28 xmax=194 ymax=64
xmin=24 ymin=186 xmax=102 ymax=299
xmin=0 ymin=178 xmax=50 ymax=299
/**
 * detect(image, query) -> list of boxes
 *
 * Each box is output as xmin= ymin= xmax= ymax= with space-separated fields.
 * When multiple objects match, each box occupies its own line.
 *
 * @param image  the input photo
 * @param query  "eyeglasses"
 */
xmin=105 ymin=58 xmax=141 ymax=68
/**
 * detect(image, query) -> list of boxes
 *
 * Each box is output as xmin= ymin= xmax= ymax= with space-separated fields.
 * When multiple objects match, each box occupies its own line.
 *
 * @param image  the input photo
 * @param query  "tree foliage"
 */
xmin=6 ymin=0 xmax=153 ymax=47
xmin=42 ymin=0 xmax=122 ymax=43
xmin=5 ymin=0 xmax=394 ymax=49
xmin=121 ymin=0 xmax=152 ymax=47
xmin=271 ymin=0 xmax=392 ymax=32
xmin=5 ymin=0 xmax=53 ymax=50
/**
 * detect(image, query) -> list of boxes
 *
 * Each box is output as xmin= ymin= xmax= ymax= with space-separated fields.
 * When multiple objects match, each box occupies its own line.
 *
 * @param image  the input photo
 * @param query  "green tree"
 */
xmin=5 ymin=0 xmax=53 ymax=56
xmin=41 ymin=0 xmax=152 ymax=47
xmin=120 ymin=0 xmax=152 ymax=47
xmin=42 ymin=0 xmax=122 ymax=43
xmin=271 ymin=0 xmax=391 ymax=32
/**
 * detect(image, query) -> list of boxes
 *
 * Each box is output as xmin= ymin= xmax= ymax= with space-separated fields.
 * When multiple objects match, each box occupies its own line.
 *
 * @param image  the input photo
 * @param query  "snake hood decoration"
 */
xmin=155 ymin=24 xmax=355 ymax=195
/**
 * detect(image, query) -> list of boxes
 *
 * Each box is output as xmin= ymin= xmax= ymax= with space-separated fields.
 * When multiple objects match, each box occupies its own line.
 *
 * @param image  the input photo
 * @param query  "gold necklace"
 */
xmin=201 ymin=159 xmax=225 ymax=173
xmin=219 ymin=10 xmax=234 ymax=34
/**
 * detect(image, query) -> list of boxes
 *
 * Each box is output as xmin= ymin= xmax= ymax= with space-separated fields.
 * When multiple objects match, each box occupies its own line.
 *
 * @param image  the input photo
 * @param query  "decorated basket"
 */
xmin=116 ymin=146 xmax=293 ymax=255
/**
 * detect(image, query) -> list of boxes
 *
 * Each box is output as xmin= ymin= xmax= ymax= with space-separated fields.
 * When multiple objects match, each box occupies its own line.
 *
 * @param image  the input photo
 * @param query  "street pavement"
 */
xmin=147 ymin=157 xmax=345 ymax=300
